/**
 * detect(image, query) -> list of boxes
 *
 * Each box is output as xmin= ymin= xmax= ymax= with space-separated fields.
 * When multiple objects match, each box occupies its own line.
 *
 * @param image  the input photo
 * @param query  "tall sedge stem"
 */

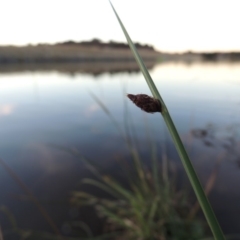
xmin=109 ymin=1 xmax=225 ymax=239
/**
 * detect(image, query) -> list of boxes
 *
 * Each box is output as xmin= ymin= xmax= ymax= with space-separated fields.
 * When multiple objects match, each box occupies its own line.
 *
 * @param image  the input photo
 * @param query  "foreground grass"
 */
xmin=71 ymin=153 xmax=206 ymax=240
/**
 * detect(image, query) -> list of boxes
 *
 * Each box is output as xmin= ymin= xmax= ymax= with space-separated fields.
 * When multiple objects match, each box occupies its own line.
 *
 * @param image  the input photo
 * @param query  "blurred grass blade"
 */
xmin=0 ymin=158 xmax=62 ymax=238
xmin=148 ymin=196 xmax=159 ymax=223
xmin=0 ymin=206 xmax=18 ymax=230
xmin=102 ymin=177 xmax=133 ymax=200
xmin=82 ymin=178 xmax=126 ymax=199
xmin=89 ymin=91 xmax=124 ymax=137
xmin=0 ymin=226 xmax=3 ymax=240
xmin=51 ymin=145 xmax=104 ymax=181
xmin=97 ymin=205 xmax=135 ymax=230
xmin=89 ymin=91 xmax=148 ymax=192
xmin=109 ymin=1 xmax=225 ymax=239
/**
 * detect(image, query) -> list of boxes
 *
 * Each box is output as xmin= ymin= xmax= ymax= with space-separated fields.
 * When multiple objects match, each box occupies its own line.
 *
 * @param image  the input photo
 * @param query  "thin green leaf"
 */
xmin=98 ymin=205 xmax=139 ymax=232
xmin=109 ymin=1 xmax=225 ymax=239
xmin=82 ymin=178 xmax=125 ymax=199
xmin=108 ymin=1 xmax=163 ymax=104
xmin=148 ymin=197 xmax=159 ymax=223
xmin=102 ymin=177 xmax=133 ymax=200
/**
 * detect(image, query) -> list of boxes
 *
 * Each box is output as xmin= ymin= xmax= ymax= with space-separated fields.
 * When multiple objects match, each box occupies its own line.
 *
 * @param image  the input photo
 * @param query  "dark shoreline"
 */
xmin=0 ymin=61 xmax=157 ymax=75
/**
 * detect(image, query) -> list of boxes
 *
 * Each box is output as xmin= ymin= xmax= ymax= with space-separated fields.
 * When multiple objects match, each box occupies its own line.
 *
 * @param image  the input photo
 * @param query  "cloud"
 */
xmin=0 ymin=104 xmax=15 ymax=116
xmin=84 ymin=104 xmax=100 ymax=117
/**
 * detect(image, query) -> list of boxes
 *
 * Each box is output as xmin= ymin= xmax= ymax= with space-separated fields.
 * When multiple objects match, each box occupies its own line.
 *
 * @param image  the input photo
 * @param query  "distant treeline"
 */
xmin=2 ymin=39 xmax=240 ymax=64
xmin=56 ymin=38 xmax=155 ymax=51
xmin=0 ymin=40 xmax=159 ymax=64
xmin=159 ymin=51 xmax=240 ymax=61
xmin=200 ymin=52 xmax=240 ymax=61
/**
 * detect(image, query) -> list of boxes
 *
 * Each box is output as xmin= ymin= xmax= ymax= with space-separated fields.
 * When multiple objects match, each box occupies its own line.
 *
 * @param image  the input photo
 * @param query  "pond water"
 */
xmin=0 ymin=62 xmax=240 ymax=238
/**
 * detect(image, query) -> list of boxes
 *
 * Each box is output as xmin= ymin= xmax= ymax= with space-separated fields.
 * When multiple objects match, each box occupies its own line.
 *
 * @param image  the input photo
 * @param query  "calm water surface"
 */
xmin=0 ymin=62 xmax=240 ymax=237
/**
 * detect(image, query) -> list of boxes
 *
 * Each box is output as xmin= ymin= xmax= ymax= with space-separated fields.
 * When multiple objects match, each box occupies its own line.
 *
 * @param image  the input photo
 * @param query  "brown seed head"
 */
xmin=127 ymin=94 xmax=162 ymax=113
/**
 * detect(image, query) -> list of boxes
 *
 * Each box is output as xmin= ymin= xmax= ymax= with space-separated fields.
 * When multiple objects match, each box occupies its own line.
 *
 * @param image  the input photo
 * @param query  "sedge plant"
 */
xmin=70 ymin=140 xmax=206 ymax=240
xmin=108 ymin=1 xmax=225 ymax=239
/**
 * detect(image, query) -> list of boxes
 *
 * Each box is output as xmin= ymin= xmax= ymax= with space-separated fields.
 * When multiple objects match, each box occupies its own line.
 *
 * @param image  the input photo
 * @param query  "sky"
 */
xmin=1 ymin=0 xmax=240 ymax=52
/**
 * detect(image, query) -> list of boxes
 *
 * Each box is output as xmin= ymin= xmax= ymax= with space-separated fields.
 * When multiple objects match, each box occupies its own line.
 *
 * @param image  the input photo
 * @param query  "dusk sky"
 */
xmin=1 ymin=0 xmax=240 ymax=52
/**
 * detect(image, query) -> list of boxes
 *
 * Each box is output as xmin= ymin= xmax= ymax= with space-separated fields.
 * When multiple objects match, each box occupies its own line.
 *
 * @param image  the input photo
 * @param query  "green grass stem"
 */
xmin=109 ymin=1 xmax=225 ymax=239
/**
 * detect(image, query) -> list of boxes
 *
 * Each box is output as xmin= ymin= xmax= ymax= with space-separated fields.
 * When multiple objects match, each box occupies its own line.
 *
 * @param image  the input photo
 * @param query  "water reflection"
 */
xmin=0 ymin=61 xmax=156 ymax=76
xmin=0 ymin=62 xmax=240 ymax=237
xmin=191 ymin=123 xmax=240 ymax=167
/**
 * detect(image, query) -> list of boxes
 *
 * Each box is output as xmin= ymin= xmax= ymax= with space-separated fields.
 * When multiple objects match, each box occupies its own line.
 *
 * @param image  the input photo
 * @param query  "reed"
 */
xmin=109 ymin=1 xmax=225 ymax=239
